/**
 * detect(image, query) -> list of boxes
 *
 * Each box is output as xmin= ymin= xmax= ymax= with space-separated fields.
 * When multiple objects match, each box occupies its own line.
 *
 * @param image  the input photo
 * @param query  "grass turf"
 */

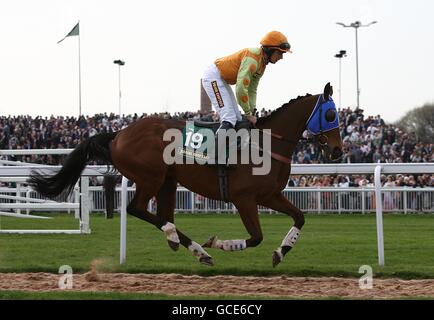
xmin=1 ymin=212 xmax=434 ymax=279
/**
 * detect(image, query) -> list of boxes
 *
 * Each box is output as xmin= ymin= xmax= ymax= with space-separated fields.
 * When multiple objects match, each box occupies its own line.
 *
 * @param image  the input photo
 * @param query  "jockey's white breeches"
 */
xmin=201 ymin=64 xmax=242 ymax=127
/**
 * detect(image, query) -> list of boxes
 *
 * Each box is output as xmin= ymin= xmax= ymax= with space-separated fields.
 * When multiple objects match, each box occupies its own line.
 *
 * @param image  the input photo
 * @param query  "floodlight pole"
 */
xmin=113 ymin=59 xmax=125 ymax=116
xmin=334 ymin=50 xmax=347 ymax=109
xmin=336 ymin=21 xmax=377 ymax=109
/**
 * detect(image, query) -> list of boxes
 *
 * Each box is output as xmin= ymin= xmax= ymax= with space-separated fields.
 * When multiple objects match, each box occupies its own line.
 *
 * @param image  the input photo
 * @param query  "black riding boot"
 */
xmin=215 ymin=121 xmax=233 ymax=203
xmin=215 ymin=121 xmax=233 ymax=166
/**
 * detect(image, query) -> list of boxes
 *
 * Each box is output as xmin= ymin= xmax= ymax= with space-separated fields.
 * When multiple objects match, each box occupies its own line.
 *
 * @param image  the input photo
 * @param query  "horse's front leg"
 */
xmin=259 ymin=193 xmax=305 ymax=267
xmin=203 ymin=197 xmax=263 ymax=251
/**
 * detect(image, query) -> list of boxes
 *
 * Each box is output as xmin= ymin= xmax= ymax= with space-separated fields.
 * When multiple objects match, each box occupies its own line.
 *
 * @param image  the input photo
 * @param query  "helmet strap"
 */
xmin=262 ymin=47 xmax=274 ymax=64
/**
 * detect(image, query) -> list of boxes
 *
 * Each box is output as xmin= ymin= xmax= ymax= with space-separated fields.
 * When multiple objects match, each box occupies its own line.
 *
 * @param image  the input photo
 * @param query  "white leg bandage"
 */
xmin=212 ymin=238 xmax=246 ymax=251
xmin=188 ymin=241 xmax=210 ymax=258
xmin=281 ymin=226 xmax=301 ymax=248
xmin=161 ymin=222 xmax=180 ymax=244
xmin=274 ymin=227 xmax=301 ymax=262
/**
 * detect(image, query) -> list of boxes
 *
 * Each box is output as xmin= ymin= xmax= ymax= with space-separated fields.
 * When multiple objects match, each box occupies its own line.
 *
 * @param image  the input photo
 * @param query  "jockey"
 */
xmin=201 ymin=31 xmax=292 ymax=164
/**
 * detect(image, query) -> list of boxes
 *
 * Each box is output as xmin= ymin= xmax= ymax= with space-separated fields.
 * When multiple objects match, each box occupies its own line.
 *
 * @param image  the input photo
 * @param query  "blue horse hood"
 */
xmin=306 ymin=95 xmax=339 ymax=135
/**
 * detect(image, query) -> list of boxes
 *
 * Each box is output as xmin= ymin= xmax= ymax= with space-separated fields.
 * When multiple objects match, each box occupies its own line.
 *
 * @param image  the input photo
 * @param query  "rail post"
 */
xmin=120 ymin=176 xmax=128 ymax=264
xmin=374 ymin=165 xmax=385 ymax=266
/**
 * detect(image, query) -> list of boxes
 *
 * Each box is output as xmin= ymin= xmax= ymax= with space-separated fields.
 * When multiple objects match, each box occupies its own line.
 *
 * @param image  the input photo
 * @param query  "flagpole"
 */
xmin=58 ymin=22 xmax=81 ymax=116
xmin=78 ymin=21 xmax=82 ymax=116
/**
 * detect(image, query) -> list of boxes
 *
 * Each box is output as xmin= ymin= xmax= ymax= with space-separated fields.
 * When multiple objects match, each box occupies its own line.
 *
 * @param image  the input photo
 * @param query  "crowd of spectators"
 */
xmin=284 ymin=106 xmax=433 ymax=188
xmin=0 ymin=106 xmax=433 ymax=188
xmin=291 ymin=107 xmax=433 ymax=165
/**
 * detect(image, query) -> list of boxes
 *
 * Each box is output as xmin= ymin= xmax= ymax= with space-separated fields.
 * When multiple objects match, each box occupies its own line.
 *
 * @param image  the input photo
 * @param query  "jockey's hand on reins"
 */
xmin=246 ymin=115 xmax=257 ymax=126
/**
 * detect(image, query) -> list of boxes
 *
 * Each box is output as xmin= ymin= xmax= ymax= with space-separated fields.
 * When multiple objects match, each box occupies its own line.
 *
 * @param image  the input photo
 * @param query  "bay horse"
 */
xmin=28 ymin=83 xmax=343 ymax=267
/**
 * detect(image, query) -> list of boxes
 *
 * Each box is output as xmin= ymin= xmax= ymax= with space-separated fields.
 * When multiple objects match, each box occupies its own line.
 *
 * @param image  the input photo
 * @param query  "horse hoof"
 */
xmin=272 ymin=251 xmax=282 ymax=268
xmin=199 ymin=256 xmax=214 ymax=266
xmin=167 ymin=240 xmax=179 ymax=251
xmin=202 ymin=236 xmax=217 ymax=248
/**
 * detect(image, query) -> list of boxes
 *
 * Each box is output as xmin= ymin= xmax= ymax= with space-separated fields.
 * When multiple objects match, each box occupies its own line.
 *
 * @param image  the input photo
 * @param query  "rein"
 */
xmin=252 ymin=94 xmax=329 ymax=165
xmin=259 ymin=129 xmax=298 ymax=144
xmin=253 ymin=126 xmax=298 ymax=164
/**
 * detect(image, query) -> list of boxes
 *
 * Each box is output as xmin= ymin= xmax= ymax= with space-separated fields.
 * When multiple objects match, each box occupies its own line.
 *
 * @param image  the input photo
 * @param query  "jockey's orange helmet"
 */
xmin=260 ymin=31 xmax=292 ymax=53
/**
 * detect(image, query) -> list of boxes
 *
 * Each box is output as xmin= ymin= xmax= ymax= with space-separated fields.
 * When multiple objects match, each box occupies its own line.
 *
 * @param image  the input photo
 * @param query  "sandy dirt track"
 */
xmin=1 ymin=272 xmax=434 ymax=299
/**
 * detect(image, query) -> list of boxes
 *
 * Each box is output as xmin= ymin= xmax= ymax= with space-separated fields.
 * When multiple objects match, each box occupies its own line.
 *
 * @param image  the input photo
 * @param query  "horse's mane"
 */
xmin=256 ymin=93 xmax=313 ymax=125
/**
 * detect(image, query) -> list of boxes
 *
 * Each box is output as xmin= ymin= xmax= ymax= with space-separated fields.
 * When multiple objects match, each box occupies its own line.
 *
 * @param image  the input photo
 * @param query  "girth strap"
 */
xmin=217 ymin=165 xmax=230 ymax=203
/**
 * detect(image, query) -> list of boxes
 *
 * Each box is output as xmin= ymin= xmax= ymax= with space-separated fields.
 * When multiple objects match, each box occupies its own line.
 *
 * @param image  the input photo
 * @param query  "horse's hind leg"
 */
xmin=259 ymin=193 xmax=305 ymax=267
xmin=203 ymin=197 xmax=263 ymax=251
xmin=155 ymin=177 xmax=214 ymax=266
xmin=155 ymin=177 xmax=183 ymax=251
xmin=128 ymin=188 xmax=200 ymax=262
xmin=155 ymin=177 xmax=177 ymax=224
xmin=126 ymin=184 xmax=169 ymax=230
xmin=154 ymin=177 xmax=181 ymax=251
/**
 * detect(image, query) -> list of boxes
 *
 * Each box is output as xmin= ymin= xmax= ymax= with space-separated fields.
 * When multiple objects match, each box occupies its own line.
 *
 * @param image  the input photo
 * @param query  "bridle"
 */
xmin=306 ymin=94 xmax=334 ymax=154
xmin=254 ymin=94 xmax=339 ymax=164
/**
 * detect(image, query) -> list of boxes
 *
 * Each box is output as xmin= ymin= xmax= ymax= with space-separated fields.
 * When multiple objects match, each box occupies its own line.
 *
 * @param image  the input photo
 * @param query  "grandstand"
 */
xmin=1 ymin=107 xmax=432 ymax=189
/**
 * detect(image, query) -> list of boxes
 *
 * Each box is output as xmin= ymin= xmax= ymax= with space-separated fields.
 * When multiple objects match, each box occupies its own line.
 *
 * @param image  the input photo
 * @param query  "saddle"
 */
xmin=193 ymin=117 xmax=252 ymax=203
xmin=194 ymin=117 xmax=251 ymax=132
xmin=191 ymin=117 xmax=252 ymax=161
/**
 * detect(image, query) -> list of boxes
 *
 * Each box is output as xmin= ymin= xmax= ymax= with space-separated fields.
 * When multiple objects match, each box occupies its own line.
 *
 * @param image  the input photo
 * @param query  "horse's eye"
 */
xmin=325 ymin=109 xmax=336 ymax=122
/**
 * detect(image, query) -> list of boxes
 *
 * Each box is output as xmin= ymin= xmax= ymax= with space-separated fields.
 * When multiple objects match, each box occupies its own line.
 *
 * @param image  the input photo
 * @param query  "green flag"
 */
xmin=57 ymin=22 xmax=79 ymax=44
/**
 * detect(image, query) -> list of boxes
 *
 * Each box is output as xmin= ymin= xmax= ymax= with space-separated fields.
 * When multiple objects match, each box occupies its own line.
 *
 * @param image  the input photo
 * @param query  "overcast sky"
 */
xmin=1 ymin=0 xmax=433 ymax=123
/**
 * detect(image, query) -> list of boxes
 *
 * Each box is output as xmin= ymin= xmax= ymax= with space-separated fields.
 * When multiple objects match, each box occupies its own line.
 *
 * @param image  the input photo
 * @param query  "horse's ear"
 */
xmin=324 ymin=82 xmax=333 ymax=100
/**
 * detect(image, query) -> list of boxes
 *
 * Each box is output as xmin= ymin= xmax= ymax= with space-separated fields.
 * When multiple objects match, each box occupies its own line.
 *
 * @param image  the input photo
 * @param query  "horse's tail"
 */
xmin=27 ymin=132 xmax=118 ymax=198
